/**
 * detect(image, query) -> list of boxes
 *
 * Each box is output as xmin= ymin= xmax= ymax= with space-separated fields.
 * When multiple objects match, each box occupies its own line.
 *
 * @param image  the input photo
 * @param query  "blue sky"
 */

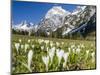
xmin=12 ymin=1 xmax=80 ymax=25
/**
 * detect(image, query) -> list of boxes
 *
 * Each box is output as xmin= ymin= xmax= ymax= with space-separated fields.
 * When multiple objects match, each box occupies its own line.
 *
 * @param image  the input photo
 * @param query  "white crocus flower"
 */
xmin=41 ymin=46 xmax=44 ymax=50
xmin=15 ymin=43 xmax=20 ymax=53
xmin=25 ymin=44 xmax=29 ymax=52
xmin=56 ymin=42 xmax=60 ymax=47
xmin=32 ymin=45 xmax=34 ymax=49
xmin=45 ymin=40 xmax=49 ymax=45
xmin=86 ymin=50 xmax=89 ymax=56
xmin=28 ymin=39 xmax=31 ymax=43
xmin=38 ymin=39 xmax=44 ymax=44
xmin=63 ymin=52 xmax=69 ymax=68
xmin=48 ymin=47 xmax=55 ymax=63
xmin=91 ymin=44 xmax=94 ymax=47
xmin=72 ymin=48 xmax=75 ymax=53
xmin=21 ymin=44 xmax=24 ymax=49
xmin=76 ymin=47 xmax=81 ymax=53
xmin=68 ymin=47 xmax=71 ymax=53
xmin=71 ymin=44 xmax=75 ymax=49
xmin=56 ymin=49 xmax=64 ymax=65
xmin=28 ymin=50 xmax=33 ymax=70
xmin=42 ymin=56 xmax=49 ymax=71
xmin=50 ymin=43 xmax=53 ymax=47
xmin=81 ymin=44 xmax=85 ymax=48
xmin=85 ymin=50 xmax=89 ymax=59
xmin=91 ymin=52 xmax=95 ymax=63
xmin=19 ymin=39 xmax=22 ymax=43
xmin=50 ymin=41 xmax=53 ymax=47
xmin=77 ymin=45 xmax=80 ymax=48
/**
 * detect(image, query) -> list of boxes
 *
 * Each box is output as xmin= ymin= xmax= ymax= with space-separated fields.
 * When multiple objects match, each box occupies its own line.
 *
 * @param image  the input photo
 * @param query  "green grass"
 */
xmin=12 ymin=34 xmax=96 ymax=74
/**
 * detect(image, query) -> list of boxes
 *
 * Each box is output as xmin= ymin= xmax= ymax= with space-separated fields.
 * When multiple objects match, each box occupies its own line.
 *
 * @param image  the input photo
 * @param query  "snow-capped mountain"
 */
xmin=12 ymin=21 xmax=38 ymax=32
xmin=38 ymin=6 xmax=71 ymax=35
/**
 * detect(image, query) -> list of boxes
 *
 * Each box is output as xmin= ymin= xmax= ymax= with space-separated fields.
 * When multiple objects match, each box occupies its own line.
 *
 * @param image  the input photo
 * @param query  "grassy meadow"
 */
xmin=12 ymin=34 xmax=96 ymax=74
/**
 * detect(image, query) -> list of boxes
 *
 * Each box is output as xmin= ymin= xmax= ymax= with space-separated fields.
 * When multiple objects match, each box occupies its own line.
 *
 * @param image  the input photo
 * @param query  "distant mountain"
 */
xmin=12 ymin=21 xmax=38 ymax=32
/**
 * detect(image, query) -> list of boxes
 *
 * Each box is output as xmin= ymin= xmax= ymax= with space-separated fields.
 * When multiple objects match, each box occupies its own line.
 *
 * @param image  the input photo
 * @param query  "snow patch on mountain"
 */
xmin=45 ymin=6 xmax=71 ymax=19
xmin=62 ymin=28 xmax=72 ymax=35
xmin=13 ymin=21 xmax=35 ymax=32
xmin=72 ymin=6 xmax=86 ymax=15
